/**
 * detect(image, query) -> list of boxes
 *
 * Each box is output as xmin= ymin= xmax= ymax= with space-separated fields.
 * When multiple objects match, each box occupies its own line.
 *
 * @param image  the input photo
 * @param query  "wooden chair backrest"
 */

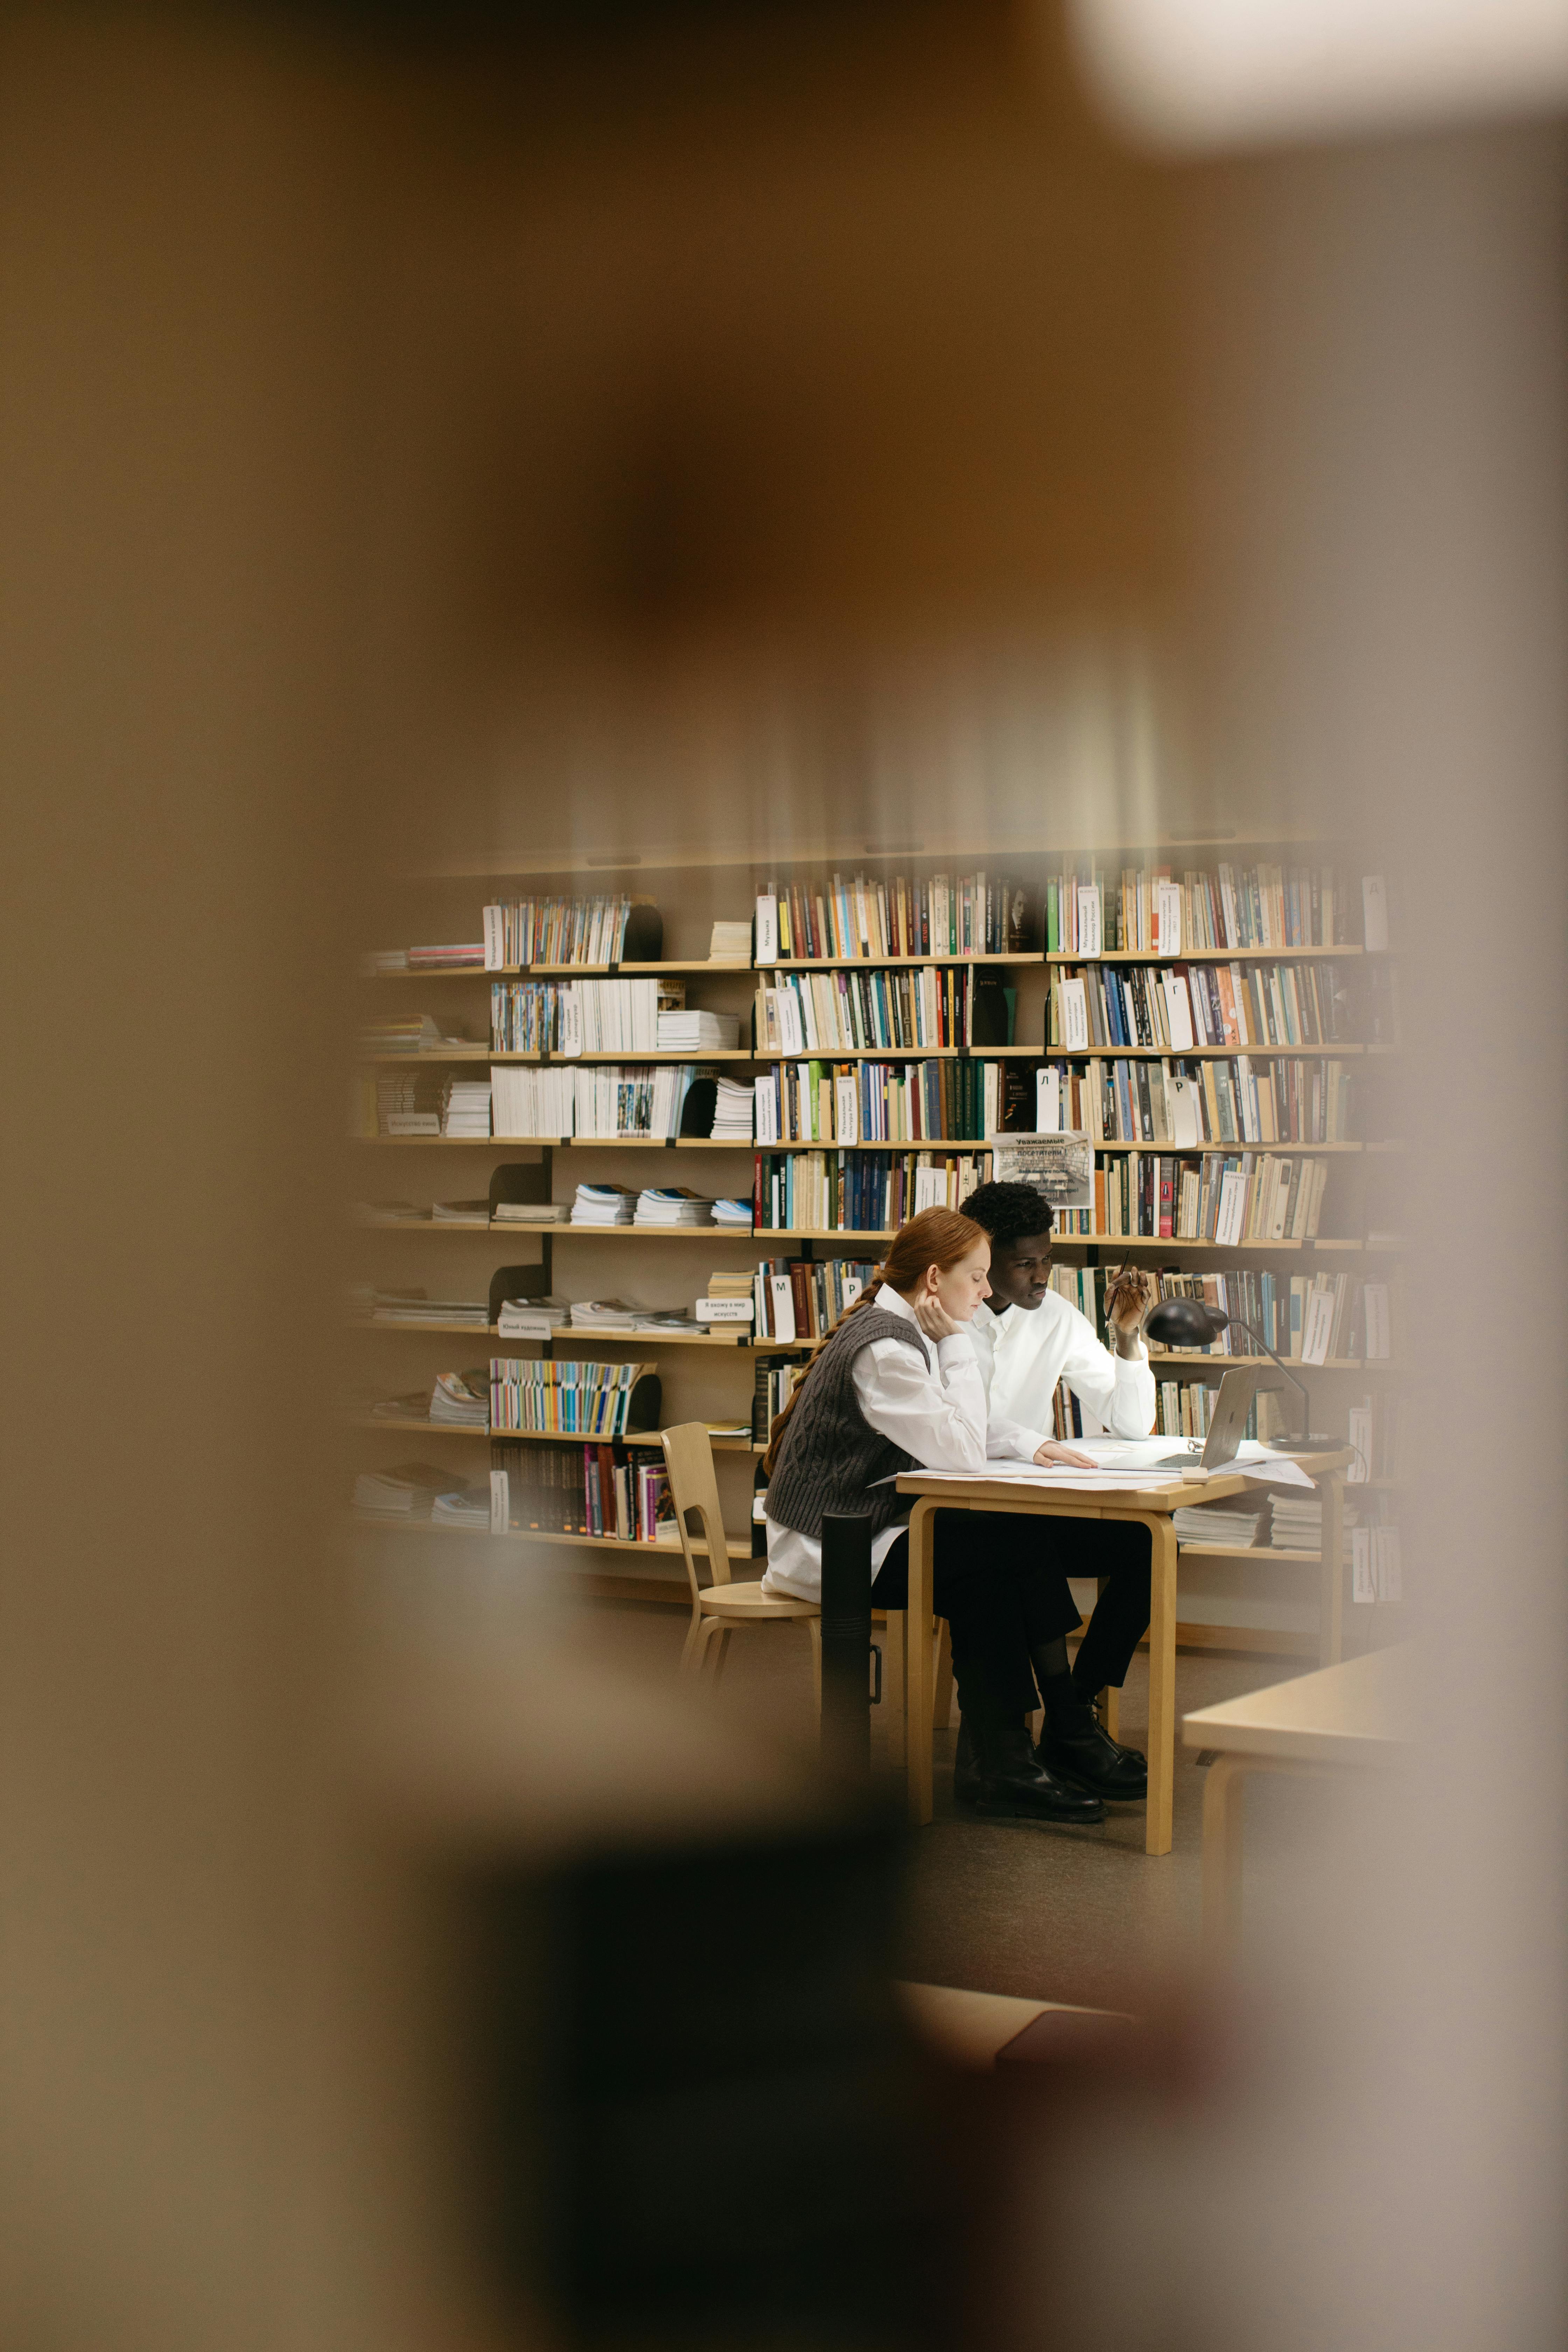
xmin=660 ymin=1422 xmax=734 ymax=1600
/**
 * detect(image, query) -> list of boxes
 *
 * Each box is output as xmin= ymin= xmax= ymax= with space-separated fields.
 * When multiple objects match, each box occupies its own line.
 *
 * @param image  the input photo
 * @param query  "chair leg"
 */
xmin=706 ymin=1625 xmax=733 ymax=1682
xmin=882 ymin=1610 xmax=907 ymax=1766
xmin=679 ymin=1611 xmax=707 ymax=1677
xmin=932 ymin=1616 xmax=954 ymax=1732
xmin=808 ymin=1615 xmax=823 ymax=1714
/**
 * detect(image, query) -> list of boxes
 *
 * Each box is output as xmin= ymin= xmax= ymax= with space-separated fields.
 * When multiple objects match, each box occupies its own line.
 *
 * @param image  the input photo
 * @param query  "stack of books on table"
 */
xmin=709 ymin=1077 xmax=755 ymax=1140
xmin=352 ymin=1463 xmax=451 ymax=1519
xmin=1172 ymin=1495 xmax=1272 ymax=1548
xmin=656 ymin=1009 xmax=741 ymax=1051
xmin=442 ymin=1078 xmax=492 ymax=1138
xmin=496 ymin=1295 xmax=571 ymax=1339
xmin=429 ymin=1370 xmax=489 ymax=1427
xmin=431 ymin=1486 xmax=491 ymax=1530
xmin=634 ymin=1187 xmax=713 ymax=1228
xmin=711 ymin=1195 xmax=754 ymax=1230
xmin=376 ymin=1074 xmax=443 ymax=1135
xmin=709 ymin=919 xmax=752 ymax=962
xmin=697 ymin=1271 xmax=755 ymax=1328
xmin=430 ymin=1197 xmax=490 ymax=1226
xmin=571 ymin=1183 xmax=637 ymax=1227
xmin=493 ymin=1199 xmax=570 ymax=1226
xmin=370 ymin=1290 xmax=491 ymax=1329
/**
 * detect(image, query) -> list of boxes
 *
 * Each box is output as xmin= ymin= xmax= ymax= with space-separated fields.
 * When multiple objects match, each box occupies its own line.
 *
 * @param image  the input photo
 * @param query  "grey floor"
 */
xmin=583 ymin=1597 xmax=1331 ymax=2017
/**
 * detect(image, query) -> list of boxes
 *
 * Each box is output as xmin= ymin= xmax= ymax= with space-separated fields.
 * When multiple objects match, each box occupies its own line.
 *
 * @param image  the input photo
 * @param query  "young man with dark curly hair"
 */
xmin=958 ymin=1179 xmax=1159 ymax=1802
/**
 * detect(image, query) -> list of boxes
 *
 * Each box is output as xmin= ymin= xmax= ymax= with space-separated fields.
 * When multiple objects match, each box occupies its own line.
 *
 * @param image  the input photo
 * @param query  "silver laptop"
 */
xmin=1156 ymin=1365 xmax=1279 ymax=1473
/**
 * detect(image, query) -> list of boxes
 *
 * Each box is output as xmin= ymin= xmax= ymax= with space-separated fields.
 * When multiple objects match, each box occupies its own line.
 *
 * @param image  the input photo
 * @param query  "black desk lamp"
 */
xmin=1142 ymin=1296 xmax=1335 ymax=1453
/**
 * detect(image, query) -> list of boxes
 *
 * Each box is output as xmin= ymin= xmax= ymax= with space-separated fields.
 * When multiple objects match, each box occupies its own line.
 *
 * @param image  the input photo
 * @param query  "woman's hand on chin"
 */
xmin=912 ymin=1293 xmax=967 ymax=1343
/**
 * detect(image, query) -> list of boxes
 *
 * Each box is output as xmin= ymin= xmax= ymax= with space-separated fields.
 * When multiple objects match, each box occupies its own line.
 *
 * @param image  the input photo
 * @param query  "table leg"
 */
xmin=1201 ymin=1755 xmax=1248 ymax=1966
xmin=1318 ymin=1471 xmax=1345 ymax=1667
xmin=1090 ymin=1577 xmax=1120 ymax=1740
xmin=881 ymin=1609 xmax=907 ymax=1768
xmin=1141 ymin=1513 xmax=1178 ymax=1856
xmin=905 ymin=1499 xmax=937 ymax=1825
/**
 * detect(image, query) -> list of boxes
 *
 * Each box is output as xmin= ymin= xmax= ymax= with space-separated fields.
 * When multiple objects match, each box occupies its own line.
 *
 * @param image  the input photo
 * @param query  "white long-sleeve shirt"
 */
xmin=971 ymin=1292 xmax=1156 ymax=1456
xmin=761 ymin=1284 xmax=990 ymax=1603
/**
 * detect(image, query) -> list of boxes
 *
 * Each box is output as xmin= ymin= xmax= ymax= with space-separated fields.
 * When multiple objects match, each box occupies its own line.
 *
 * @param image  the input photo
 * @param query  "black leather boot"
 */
xmin=1035 ymin=1694 xmax=1148 ymax=1801
xmin=954 ymin=1701 xmax=1106 ymax=1825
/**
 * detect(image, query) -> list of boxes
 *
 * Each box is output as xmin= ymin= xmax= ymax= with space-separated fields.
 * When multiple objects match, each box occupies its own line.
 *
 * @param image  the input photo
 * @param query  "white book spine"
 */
xmin=755 ymin=892 xmax=778 ymax=964
xmin=1352 ymin=1527 xmax=1375 ymax=1602
xmin=1075 ymin=885 xmax=1102 ymax=958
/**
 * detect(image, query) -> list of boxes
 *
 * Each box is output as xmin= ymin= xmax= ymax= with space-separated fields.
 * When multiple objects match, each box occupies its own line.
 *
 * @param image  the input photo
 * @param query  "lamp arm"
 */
xmin=1227 ymin=1317 xmax=1310 ymax=1446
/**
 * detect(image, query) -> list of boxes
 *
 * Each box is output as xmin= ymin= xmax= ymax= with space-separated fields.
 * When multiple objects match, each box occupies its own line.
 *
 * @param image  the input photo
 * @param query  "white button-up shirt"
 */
xmin=761 ymin=1284 xmax=990 ymax=1603
xmin=972 ymin=1292 xmax=1156 ymax=1457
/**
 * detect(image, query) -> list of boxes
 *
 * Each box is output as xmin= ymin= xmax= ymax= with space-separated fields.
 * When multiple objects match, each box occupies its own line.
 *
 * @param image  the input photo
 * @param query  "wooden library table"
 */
xmin=894 ymin=1450 xmax=1351 ymax=1854
xmin=1182 ymin=1640 xmax=1416 ymax=1962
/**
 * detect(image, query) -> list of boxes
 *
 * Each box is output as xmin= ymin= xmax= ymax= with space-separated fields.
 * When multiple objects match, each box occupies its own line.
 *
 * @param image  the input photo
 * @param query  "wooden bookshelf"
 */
xmin=357 ymin=1517 xmax=752 ymax=1562
xmin=354 ymin=851 xmax=1400 ymax=1579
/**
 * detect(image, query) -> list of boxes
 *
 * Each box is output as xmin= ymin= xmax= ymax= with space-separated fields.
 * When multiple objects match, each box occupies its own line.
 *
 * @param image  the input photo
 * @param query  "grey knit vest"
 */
xmin=765 ymin=1307 xmax=931 ymax=1540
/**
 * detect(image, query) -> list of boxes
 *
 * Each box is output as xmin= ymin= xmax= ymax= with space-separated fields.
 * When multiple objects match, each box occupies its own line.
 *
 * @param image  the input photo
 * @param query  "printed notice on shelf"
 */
xmin=1169 ymin=1075 xmax=1200 ymax=1148
xmin=1301 ymin=1289 xmax=1335 ymax=1366
xmin=1160 ymin=971 xmax=1195 ymax=1051
xmin=1036 ymin=1065 xmax=1062 ymax=1132
xmin=989 ymin=1131 xmax=1094 ymax=1211
xmin=753 ymin=1074 xmax=779 ymax=1145
xmin=1058 ymin=976 xmax=1090 ymax=1052
xmin=489 ymin=1469 xmax=510 ymax=1536
xmin=1155 ymin=880 xmax=1182 ymax=958
xmin=1075 ymin=886 xmax=1102 ymax=958
xmin=1214 ymin=1169 xmax=1247 ymax=1247
xmin=754 ymin=892 xmax=779 ymax=965
xmin=1352 ymin=1527 xmax=1376 ymax=1603
xmin=834 ymin=1071 xmax=859 ymax=1144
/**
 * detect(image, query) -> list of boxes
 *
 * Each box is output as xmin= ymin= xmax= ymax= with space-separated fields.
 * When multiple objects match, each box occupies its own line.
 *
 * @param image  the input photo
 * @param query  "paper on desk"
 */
xmin=880 ymin=1440 xmax=1315 ymax=1492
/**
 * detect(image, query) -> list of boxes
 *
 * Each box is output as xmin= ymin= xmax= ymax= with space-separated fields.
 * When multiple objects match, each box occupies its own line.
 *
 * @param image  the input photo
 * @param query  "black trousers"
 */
xmin=869 ymin=1509 xmax=1151 ymax=1717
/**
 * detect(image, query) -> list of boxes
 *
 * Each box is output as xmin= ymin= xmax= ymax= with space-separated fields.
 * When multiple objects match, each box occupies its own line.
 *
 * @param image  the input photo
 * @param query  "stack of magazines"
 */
xmin=429 ymin=1370 xmax=489 ymax=1428
xmin=710 ymin=1078 xmax=755 ymax=1141
xmin=430 ymin=1198 xmax=489 ymax=1226
xmin=496 ymin=1295 xmax=571 ymax=1339
xmin=370 ymin=1290 xmax=490 ymax=1329
xmin=657 ymin=1009 xmax=740 ymax=1050
xmin=572 ymin=1183 xmax=637 ymax=1227
xmin=493 ymin=1199 xmax=570 ymax=1225
xmin=1172 ymin=1495 xmax=1271 ymax=1548
xmin=352 ymin=1464 xmax=451 ymax=1519
xmin=569 ymin=1299 xmax=638 ymax=1332
xmin=431 ymin=1486 xmax=491 ymax=1530
xmin=712 ymin=1197 xmax=754 ymax=1230
xmin=442 ymin=1078 xmax=491 ymax=1138
xmin=634 ymin=1187 xmax=713 ymax=1227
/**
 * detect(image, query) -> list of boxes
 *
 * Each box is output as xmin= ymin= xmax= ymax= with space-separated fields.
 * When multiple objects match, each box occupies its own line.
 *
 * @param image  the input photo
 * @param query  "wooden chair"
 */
xmin=661 ymin=1423 xmax=821 ymax=1696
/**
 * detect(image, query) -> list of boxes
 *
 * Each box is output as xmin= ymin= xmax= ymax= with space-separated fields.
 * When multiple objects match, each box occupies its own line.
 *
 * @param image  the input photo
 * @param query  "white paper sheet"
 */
xmin=883 ymin=1438 xmax=1315 ymax=1493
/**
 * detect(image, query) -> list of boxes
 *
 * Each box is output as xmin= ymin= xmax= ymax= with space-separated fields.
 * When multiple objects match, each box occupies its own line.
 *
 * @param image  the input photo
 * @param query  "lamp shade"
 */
xmin=1144 ymin=1296 xmax=1228 ymax=1349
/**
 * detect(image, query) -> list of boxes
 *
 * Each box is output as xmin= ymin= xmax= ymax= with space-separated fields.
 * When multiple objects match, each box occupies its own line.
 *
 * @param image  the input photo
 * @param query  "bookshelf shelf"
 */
xmin=1048 ymin=1236 xmax=1359 ymax=1254
xmin=762 ymin=953 xmax=1042 ymax=970
xmin=1176 ymin=1543 xmax=1338 ymax=1563
xmin=1149 ymin=1353 xmax=1375 ymax=1372
xmin=351 ymin=1416 xmax=763 ymax=1454
xmin=368 ymin=960 xmax=754 ymax=979
xmin=1046 ymin=947 xmax=1366 ymax=964
xmin=756 ymin=1137 xmax=1364 ymax=1154
xmin=356 ymin=1135 xmax=750 ymax=1148
xmin=1038 ymin=1043 xmax=1366 ymax=1059
xmin=369 ymin=1049 xmax=757 ymax=1066
xmin=770 ymin=1045 xmax=1040 ymax=1062
xmin=358 ymin=1517 xmax=751 ymax=1562
xmin=354 ymin=1320 xmax=806 ymax=1349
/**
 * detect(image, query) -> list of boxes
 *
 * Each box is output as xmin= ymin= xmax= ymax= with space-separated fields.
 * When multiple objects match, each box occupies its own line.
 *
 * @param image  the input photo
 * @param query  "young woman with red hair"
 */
xmin=761 ymin=1206 xmax=1106 ymax=1827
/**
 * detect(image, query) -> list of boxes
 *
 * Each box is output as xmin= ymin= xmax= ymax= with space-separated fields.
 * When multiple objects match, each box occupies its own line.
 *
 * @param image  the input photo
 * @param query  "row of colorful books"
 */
xmin=488 ymin=1358 xmax=658 ymax=1437
xmin=1048 ymin=958 xmax=1357 ymax=1055
xmin=754 ymin=1150 xmax=990 ymax=1237
xmin=1047 ymin=1150 xmax=1332 ymax=1245
xmin=755 ymin=965 xmax=1003 ymax=1055
xmin=480 ymin=894 xmax=660 ymax=969
xmin=1045 ymin=862 xmax=1362 ymax=955
xmin=1039 ymin=1055 xmax=1356 ymax=1147
xmin=1045 ymin=1266 xmax=1394 ymax=1365
xmin=754 ymin=1057 xmax=1019 ymax=1146
xmin=755 ymin=872 xmax=1025 ymax=963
